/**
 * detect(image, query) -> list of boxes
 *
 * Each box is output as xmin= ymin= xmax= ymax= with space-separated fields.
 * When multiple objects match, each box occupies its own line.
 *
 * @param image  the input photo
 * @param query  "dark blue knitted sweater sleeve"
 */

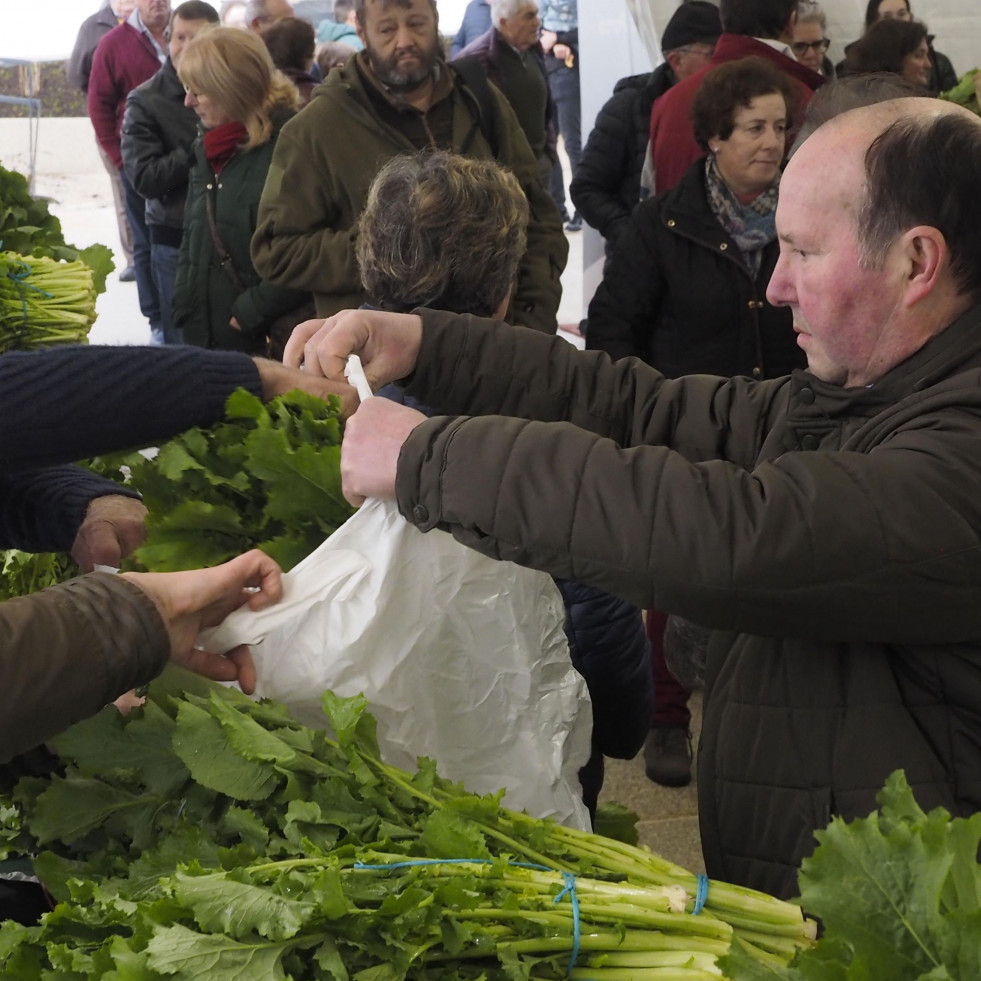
xmin=0 ymin=345 xmax=261 ymax=470
xmin=0 ymin=345 xmax=261 ymax=551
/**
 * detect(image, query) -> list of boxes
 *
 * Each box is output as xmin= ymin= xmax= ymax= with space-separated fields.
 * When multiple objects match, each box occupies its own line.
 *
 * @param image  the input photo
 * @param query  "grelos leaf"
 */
xmin=172 ymin=869 xmax=316 ymax=941
xmin=172 ymin=701 xmax=279 ymax=801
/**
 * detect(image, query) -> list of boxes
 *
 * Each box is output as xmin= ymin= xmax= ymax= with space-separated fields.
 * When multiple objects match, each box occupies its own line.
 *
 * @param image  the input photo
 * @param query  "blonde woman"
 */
xmin=173 ymin=27 xmax=309 ymax=353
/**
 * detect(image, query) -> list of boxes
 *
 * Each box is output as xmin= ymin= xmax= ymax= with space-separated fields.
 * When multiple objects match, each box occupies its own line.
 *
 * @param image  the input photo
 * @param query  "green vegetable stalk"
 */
xmin=0 ymin=677 xmax=816 ymax=980
xmin=0 ymin=251 xmax=99 ymax=352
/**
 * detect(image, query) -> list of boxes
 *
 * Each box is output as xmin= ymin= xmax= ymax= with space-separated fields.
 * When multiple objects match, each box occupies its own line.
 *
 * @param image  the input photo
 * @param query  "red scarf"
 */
xmin=203 ymin=121 xmax=248 ymax=174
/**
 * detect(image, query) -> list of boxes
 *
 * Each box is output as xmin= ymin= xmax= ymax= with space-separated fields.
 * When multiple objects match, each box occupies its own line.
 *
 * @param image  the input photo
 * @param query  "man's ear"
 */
xmin=900 ymin=225 xmax=947 ymax=308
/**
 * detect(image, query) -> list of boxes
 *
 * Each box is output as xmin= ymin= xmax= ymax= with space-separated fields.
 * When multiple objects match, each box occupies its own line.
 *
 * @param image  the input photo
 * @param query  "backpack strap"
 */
xmin=450 ymin=57 xmax=500 ymax=158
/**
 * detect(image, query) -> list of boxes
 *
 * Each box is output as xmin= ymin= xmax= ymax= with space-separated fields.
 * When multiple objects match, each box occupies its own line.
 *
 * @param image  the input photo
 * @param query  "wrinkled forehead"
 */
xmin=363 ymin=0 xmax=435 ymax=19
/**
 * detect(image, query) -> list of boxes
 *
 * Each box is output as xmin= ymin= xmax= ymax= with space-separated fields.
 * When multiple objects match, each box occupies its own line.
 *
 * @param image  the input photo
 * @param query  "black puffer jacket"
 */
xmin=121 ymin=59 xmax=199 ymax=238
xmin=585 ymin=157 xmax=803 ymax=380
xmin=570 ymin=64 xmax=673 ymax=246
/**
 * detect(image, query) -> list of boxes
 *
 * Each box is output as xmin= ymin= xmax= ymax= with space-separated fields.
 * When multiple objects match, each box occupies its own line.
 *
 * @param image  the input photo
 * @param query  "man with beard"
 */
xmin=250 ymin=0 xmax=567 ymax=334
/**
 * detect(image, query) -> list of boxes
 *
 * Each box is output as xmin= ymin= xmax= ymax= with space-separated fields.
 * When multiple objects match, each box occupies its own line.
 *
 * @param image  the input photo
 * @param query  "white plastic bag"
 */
xmin=202 ymin=498 xmax=593 ymax=829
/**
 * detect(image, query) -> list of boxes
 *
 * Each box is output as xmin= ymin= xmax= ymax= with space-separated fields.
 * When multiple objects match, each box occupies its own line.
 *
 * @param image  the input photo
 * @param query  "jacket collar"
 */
xmin=789 ymin=300 xmax=981 ymax=420
xmin=712 ymin=34 xmax=826 ymax=91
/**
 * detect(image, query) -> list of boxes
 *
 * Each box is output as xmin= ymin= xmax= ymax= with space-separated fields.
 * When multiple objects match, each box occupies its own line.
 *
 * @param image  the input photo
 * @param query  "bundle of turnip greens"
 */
xmin=0 ymin=672 xmax=816 ymax=980
xmin=0 ymin=251 xmax=99 ymax=351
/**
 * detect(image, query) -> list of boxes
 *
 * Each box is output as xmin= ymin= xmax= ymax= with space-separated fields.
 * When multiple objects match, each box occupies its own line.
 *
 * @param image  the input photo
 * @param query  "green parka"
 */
xmin=391 ymin=306 xmax=981 ymax=901
xmin=173 ymin=110 xmax=309 ymax=353
xmin=250 ymin=54 xmax=567 ymax=333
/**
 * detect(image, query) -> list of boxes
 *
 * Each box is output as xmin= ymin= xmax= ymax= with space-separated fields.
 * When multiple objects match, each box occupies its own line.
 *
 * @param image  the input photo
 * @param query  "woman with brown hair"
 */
xmin=835 ymin=0 xmax=956 ymax=94
xmin=843 ymin=18 xmax=932 ymax=89
xmin=173 ymin=26 xmax=310 ymax=353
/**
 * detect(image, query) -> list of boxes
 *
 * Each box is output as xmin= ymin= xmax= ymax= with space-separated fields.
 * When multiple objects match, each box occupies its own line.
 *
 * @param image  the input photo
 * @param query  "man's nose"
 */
xmin=766 ymin=251 xmax=793 ymax=307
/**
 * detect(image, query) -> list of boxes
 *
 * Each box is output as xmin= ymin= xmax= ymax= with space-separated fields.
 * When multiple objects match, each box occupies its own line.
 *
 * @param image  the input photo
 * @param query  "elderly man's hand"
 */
xmin=341 ymin=397 xmax=427 ymax=506
xmin=121 ymin=548 xmax=283 ymax=695
xmin=253 ymin=356 xmax=358 ymax=416
xmin=283 ymin=309 xmax=424 ymax=391
xmin=71 ymin=494 xmax=148 ymax=572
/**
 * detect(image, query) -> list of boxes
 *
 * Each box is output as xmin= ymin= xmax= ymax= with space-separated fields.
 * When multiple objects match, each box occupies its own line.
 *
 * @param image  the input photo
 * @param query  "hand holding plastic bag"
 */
xmin=201 ymin=356 xmax=592 ymax=830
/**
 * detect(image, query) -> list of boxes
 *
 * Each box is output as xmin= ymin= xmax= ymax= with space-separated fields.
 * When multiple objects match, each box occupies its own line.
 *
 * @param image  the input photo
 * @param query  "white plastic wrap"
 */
xmin=201 ymin=498 xmax=593 ymax=830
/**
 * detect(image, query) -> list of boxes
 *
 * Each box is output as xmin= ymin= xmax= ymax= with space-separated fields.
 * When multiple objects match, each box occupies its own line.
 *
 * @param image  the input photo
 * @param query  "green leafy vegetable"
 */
xmin=0 ymin=388 xmax=354 ymax=599
xmin=129 ymin=388 xmax=355 ymax=572
xmin=720 ymin=771 xmax=981 ymax=980
xmin=940 ymin=69 xmax=980 ymax=114
xmin=0 ymin=679 xmax=816 ymax=979
xmin=595 ymin=800 xmax=641 ymax=846
xmin=0 ymin=251 xmax=101 ymax=352
xmin=0 ymin=162 xmax=114 ymax=292
xmin=0 ymin=549 xmax=78 ymax=601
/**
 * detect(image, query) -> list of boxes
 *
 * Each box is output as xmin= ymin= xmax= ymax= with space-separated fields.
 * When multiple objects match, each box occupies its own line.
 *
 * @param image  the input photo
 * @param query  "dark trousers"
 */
xmin=647 ymin=608 xmax=692 ymax=729
xmin=150 ymin=241 xmax=183 ymax=345
xmin=120 ymin=168 xmax=163 ymax=343
xmin=546 ymin=61 xmax=581 ymax=212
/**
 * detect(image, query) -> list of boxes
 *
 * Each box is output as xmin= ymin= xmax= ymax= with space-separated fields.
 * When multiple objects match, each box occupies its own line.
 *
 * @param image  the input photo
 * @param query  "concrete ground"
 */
xmin=0 ymin=115 xmax=704 ymax=875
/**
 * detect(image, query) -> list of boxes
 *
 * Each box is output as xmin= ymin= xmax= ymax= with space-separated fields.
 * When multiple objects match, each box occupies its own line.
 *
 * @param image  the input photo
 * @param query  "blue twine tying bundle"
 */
xmin=693 ymin=873 xmax=709 ymax=915
xmin=352 ymin=858 xmax=587 ymax=974
xmin=553 ymin=870 xmax=583 ymax=974
xmin=3 ymin=257 xmax=53 ymax=333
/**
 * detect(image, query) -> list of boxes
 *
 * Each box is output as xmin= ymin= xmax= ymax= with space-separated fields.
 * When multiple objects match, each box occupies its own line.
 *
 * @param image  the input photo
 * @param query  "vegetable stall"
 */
xmin=1 ymin=157 xmax=978 ymax=979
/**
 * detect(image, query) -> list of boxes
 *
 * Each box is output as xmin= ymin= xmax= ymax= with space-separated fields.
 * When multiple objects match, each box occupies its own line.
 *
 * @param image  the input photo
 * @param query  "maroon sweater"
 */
xmin=647 ymin=34 xmax=826 ymax=195
xmin=87 ymin=22 xmax=163 ymax=168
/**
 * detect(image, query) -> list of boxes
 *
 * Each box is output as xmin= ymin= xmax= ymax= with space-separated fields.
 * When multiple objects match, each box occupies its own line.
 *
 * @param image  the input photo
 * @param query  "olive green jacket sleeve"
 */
xmin=394 ymin=309 xmax=981 ymax=647
xmin=250 ymin=88 xmax=365 ymax=313
xmin=0 ymin=574 xmax=169 ymax=762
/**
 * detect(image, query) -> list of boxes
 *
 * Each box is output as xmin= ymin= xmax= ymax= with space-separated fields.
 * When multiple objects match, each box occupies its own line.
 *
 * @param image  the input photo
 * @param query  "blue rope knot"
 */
xmin=553 ymin=870 xmax=583 ymax=973
xmin=693 ymin=873 xmax=709 ymax=915
xmin=4 ymin=259 xmax=53 ymax=334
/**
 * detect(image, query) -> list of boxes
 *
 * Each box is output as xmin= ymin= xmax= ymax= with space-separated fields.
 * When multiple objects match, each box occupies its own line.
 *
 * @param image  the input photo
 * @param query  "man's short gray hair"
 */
xmin=490 ymin=0 xmax=532 ymax=27
xmin=857 ymin=112 xmax=981 ymax=302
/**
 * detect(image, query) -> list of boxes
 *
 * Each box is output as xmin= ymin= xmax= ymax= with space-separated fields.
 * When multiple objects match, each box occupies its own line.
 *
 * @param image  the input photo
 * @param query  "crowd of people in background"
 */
xmin=4 ymin=0 xmax=972 ymax=914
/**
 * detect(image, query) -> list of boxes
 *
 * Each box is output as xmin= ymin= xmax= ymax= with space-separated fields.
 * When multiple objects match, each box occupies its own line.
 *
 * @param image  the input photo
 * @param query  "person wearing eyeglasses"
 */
xmin=791 ymin=1 xmax=833 ymax=78
xmin=570 ymin=1 xmax=721 ymax=255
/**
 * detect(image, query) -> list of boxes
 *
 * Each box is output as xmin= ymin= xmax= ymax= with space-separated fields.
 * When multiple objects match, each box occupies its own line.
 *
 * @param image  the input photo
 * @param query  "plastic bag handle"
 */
xmin=345 ymin=354 xmax=373 ymax=401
